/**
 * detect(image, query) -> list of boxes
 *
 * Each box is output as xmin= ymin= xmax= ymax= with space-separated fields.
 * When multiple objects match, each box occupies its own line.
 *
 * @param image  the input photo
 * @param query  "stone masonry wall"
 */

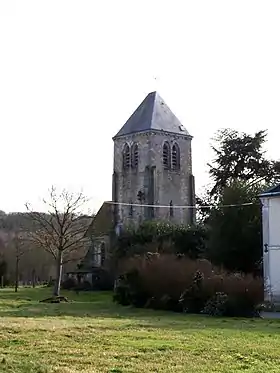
xmin=113 ymin=130 xmax=194 ymax=228
xmin=150 ymin=132 xmax=193 ymax=224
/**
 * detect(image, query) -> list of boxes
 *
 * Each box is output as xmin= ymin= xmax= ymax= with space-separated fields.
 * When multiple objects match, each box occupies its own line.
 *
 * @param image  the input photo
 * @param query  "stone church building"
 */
xmin=82 ymin=91 xmax=195 ymax=270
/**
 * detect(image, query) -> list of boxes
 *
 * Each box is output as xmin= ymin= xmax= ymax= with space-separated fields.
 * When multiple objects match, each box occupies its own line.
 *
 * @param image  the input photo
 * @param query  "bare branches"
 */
xmin=25 ymin=186 xmax=92 ymax=296
xmin=25 ymin=230 xmax=57 ymax=260
xmin=25 ymin=186 xmax=92 ymax=264
xmin=13 ymin=235 xmax=26 ymax=259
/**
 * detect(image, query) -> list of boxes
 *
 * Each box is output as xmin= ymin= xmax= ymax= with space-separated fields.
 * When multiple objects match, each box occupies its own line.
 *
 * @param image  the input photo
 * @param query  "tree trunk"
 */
xmin=53 ymin=250 xmax=63 ymax=296
xmin=32 ymin=268 xmax=36 ymax=288
xmin=1 ymin=276 xmax=4 ymax=288
xmin=15 ymin=256 xmax=19 ymax=293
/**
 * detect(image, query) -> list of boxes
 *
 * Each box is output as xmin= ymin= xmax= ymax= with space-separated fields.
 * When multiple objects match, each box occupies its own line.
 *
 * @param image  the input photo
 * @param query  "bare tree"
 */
xmin=8 ymin=231 xmax=28 ymax=292
xmin=26 ymin=186 xmax=92 ymax=297
xmin=14 ymin=233 xmax=25 ymax=292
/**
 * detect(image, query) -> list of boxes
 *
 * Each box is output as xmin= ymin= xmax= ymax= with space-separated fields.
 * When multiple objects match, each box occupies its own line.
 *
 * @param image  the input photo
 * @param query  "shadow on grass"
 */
xmin=1 ymin=287 xmax=280 ymax=334
xmin=0 ymin=287 xmax=141 ymax=318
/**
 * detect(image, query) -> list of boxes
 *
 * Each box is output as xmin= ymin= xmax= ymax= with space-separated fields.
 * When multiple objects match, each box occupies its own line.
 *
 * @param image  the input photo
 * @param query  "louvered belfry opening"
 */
xmin=123 ymin=143 xmax=130 ymax=169
xmin=163 ymin=142 xmax=171 ymax=170
xmin=172 ymin=143 xmax=180 ymax=170
xmin=132 ymin=143 xmax=139 ymax=169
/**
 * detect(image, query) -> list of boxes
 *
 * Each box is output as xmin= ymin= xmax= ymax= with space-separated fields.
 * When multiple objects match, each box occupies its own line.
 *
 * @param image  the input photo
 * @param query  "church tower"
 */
xmin=112 ymin=91 xmax=195 ymax=229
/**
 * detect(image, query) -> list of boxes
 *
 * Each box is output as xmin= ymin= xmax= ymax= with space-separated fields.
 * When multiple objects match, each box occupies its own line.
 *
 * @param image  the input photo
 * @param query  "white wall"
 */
xmin=261 ymin=196 xmax=280 ymax=302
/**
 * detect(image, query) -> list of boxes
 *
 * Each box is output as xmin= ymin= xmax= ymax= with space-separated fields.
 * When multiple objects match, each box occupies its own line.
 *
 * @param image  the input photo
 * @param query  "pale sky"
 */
xmin=1 ymin=0 xmax=280 ymax=213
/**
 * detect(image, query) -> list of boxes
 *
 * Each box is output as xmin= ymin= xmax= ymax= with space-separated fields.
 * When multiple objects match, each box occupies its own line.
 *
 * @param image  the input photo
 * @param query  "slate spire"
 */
xmin=113 ymin=91 xmax=191 ymax=138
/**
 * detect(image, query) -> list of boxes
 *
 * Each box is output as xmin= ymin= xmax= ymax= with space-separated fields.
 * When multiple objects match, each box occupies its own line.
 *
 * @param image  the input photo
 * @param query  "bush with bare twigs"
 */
xmin=114 ymin=254 xmax=263 ymax=317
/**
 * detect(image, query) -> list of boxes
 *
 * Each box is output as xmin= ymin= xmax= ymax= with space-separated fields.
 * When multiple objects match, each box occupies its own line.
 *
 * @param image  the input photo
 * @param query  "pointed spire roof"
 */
xmin=113 ymin=91 xmax=191 ymax=139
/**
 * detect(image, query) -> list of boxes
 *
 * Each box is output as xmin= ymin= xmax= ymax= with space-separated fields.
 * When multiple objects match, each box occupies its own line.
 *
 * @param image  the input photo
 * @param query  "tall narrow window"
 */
xmin=169 ymin=200 xmax=174 ymax=218
xmin=100 ymin=242 xmax=106 ymax=266
xmin=172 ymin=143 xmax=180 ymax=170
xmin=123 ymin=143 xmax=130 ymax=169
xmin=163 ymin=142 xmax=171 ymax=170
xmin=131 ymin=143 xmax=139 ymax=169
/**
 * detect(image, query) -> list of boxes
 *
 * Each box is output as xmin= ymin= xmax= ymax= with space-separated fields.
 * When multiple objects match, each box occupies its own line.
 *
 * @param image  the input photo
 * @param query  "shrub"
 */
xmin=219 ymin=273 xmax=263 ymax=317
xmin=202 ymin=291 xmax=260 ymax=318
xmin=113 ymin=269 xmax=149 ymax=307
xmin=114 ymin=221 xmax=208 ymax=260
xmin=72 ymin=280 xmax=92 ymax=291
xmin=91 ymin=268 xmax=114 ymax=291
xmin=61 ymin=278 xmax=77 ymax=290
xmin=116 ymin=255 xmax=213 ymax=312
xmin=114 ymin=254 xmax=263 ymax=317
xmin=145 ymin=294 xmax=182 ymax=312
xmin=180 ymin=272 xmax=263 ymax=317
xmin=256 ymin=300 xmax=275 ymax=312
xmin=118 ymin=254 xmax=196 ymax=304
xmin=46 ymin=278 xmax=55 ymax=287
xmin=202 ymin=292 xmax=229 ymax=316
xmin=81 ymin=280 xmax=92 ymax=291
xmin=113 ymin=274 xmax=132 ymax=306
xmin=179 ymin=270 xmax=210 ymax=313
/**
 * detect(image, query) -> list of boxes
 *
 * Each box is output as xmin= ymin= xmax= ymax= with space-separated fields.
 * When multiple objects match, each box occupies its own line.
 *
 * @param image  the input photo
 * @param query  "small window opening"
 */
xmin=132 ymin=143 xmax=139 ymax=169
xmin=172 ymin=143 xmax=180 ymax=170
xmin=163 ymin=142 xmax=170 ymax=170
xmin=123 ymin=144 xmax=130 ymax=169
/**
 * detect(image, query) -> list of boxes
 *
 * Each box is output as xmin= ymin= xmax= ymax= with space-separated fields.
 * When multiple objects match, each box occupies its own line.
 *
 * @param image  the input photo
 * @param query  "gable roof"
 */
xmin=259 ymin=184 xmax=280 ymax=198
xmin=113 ymin=91 xmax=191 ymax=138
xmin=85 ymin=202 xmax=114 ymax=237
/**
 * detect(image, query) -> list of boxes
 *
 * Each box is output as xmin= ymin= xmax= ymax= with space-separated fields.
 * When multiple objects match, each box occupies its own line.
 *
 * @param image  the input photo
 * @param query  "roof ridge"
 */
xmin=150 ymin=91 xmax=157 ymax=128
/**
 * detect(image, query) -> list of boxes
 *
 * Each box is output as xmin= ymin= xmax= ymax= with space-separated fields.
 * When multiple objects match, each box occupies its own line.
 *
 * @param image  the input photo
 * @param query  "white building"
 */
xmin=260 ymin=184 xmax=280 ymax=302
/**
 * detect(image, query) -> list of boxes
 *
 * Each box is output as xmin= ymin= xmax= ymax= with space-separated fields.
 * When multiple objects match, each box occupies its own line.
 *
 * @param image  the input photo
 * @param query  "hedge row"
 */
xmin=113 ymin=254 xmax=263 ymax=317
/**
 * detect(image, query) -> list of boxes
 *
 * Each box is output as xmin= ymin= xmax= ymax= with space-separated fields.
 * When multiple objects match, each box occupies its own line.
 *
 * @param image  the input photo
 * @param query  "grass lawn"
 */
xmin=0 ymin=288 xmax=279 ymax=373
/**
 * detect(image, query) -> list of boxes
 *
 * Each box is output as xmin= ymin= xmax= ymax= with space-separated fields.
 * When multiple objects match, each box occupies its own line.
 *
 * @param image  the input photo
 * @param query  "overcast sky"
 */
xmin=1 ymin=0 xmax=280 ymax=213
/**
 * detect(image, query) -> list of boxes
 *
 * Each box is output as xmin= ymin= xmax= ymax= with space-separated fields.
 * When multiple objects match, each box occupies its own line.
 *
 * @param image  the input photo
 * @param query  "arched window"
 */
xmin=123 ymin=143 xmax=130 ymax=169
xmin=163 ymin=142 xmax=171 ymax=170
xmin=172 ymin=143 xmax=180 ymax=170
xmin=131 ymin=143 xmax=139 ymax=169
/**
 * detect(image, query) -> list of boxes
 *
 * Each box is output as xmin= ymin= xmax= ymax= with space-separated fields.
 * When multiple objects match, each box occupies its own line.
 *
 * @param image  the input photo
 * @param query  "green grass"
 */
xmin=0 ymin=288 xmax=280 ymax=372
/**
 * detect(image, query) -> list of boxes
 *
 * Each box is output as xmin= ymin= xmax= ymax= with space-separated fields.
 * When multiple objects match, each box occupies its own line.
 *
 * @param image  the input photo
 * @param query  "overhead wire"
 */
xmin=104 ymin=201 xmax=255 ymax=209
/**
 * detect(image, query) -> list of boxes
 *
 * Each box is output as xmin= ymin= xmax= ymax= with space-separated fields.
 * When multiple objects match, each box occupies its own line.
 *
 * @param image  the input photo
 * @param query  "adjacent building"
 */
xmin=260 ymin=184 xmax=280 ymax=302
